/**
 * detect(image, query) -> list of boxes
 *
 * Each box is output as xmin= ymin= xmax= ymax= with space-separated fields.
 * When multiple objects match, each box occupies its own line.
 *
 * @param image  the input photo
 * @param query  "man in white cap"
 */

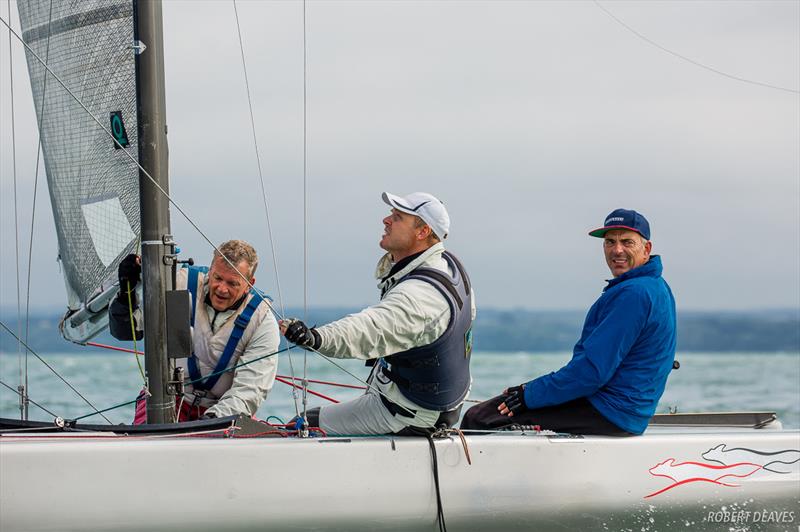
xmin=281 ymin=192 xmax=476 ymax=436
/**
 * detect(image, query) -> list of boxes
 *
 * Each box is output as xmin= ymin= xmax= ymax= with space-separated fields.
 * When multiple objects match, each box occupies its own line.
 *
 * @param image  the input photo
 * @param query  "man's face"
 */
xmin=380 ymin=208 xmax=423 ymax=259
xmin=207 ymin=257 xmax=253 ymax=311
xmin=603 ymin=229 xmax=652 ymax=277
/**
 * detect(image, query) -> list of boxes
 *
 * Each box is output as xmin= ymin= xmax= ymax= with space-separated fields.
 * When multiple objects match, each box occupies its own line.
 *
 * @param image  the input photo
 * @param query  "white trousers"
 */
xmin=319 ymin=386 xmax=444 ymax=436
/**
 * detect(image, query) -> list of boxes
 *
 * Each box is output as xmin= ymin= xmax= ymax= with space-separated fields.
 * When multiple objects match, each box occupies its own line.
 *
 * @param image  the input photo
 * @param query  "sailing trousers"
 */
xmin=459 ymin=395 xmax=632 ymax=436
xmin=318 ymin=389 xmax=428 ymax=436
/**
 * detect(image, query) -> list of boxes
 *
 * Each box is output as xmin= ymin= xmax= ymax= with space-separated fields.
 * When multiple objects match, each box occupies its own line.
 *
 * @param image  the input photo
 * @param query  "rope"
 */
xmin=0 ymin=425 xmax=71 ymax=434
xmin=230 ymin=0 xmax=299 ymax=421
xmin=425 ymin=433 xmax=447 ymax=532
xmin=0 ymin=320 xmax=113 ymax=423
xmin=182 ymin=346 xmax=290 ymax=386
xmin=176 ymin=394 xmax=187 ymax=419
xmin=86 ymin=342 xmax=143 ymax=355
xmin=593 ymin=0 xmax=800 ymax=95
xmin=71 ymin=340 xmax=292 ymax=420
xmin=0 ymin=15 xmax=287 ymax=325
xmin=84 ymin=340 xmax=485 ymax=418
xmin=458 ymin=427 xmax=549 ymax=435
xmin=310 ymin=352 xmax=385 ymax=396
xmin=82 ymin=342 xmax=370 ymax=393
xmin=275 ymin=376 xmax=339 ymax=404
xmin=2 ymin=9 xmax=463 ymax=431
xmin=126 ymin=280 xmax=146 ymax=383
xmin=440 ymin=427 xmax=472 ymax=465
xmin=277 ymin=375 xmax=365 ymax=390
xmin=71 ymin=398 xmax=140 ymax=422
xmin=0 ymin=11 xmax=301 ymax=425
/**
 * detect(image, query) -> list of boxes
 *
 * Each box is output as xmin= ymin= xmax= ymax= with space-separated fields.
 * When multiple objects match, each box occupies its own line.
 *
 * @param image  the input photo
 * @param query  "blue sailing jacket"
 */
xmin=523 ymin=256 xmax=676 ymax=434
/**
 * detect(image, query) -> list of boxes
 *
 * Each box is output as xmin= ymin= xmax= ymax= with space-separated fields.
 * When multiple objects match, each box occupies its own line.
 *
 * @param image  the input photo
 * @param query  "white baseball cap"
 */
xmin=382 ymin=191 xmax=450 ymax=240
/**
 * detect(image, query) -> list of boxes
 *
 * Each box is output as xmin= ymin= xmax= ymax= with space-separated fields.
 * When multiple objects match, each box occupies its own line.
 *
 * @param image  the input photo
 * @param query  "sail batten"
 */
xmin=22 ymin=4 xmax=132 ymax=44
xmin=18 ymin=0 xmax=141 ymax=341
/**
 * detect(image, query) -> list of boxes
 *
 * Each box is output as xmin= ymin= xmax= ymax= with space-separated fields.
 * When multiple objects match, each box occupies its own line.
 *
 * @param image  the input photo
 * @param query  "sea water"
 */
xmin=0 ymin=350 xmax=798 ymax=428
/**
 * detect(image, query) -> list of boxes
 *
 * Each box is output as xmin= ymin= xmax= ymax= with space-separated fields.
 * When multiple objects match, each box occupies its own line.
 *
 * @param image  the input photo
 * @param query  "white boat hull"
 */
xmin=2 ymin=428 xmax=799 ymax=531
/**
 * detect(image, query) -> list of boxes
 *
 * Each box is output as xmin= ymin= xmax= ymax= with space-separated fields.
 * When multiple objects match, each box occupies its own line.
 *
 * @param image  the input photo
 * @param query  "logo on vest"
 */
xmin=464 ymin=327 xmax=473 ymax=358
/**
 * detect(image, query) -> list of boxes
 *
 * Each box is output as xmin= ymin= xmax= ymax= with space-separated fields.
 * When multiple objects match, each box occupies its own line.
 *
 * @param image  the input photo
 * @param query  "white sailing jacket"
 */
xmin=316 ymin=243 xmax=476 ymax=421
xmin=178 ymin=268 xmax=280 ymax=418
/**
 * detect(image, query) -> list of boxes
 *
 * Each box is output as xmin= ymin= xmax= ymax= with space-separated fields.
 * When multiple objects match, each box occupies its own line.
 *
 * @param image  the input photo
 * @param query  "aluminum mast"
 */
xmin=133 ymin=0 xmax=175 ymax=424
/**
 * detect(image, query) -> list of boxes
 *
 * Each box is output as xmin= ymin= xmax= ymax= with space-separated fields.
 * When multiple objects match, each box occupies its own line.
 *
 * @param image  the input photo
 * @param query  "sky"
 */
xmin=1 ymin=0 xmax=799 ymax=315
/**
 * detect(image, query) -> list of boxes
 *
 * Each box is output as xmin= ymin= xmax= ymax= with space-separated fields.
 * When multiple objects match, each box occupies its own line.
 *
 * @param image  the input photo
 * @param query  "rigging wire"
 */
xmin=0 ymin=15 xmax=286 ymax=323
xmin=88 ymin=342 xmax=490 ymax=402
xmin=71 ymin=397 xmax=140 ymax=422
xmin=71 ymin=346 xmax=292 ymax=421
xmin=231 ymin=1 xmax=287 ymax=318
xmin=23 ymin=0 xmax=54 ymax=423
xmin=0 ymin=320 xmax=113 ymax=424
xmin=1 ymin=11 xmax=402 ymax=421
xmin=87 ymin=340 xmax=374 ymax=394
xmin=0 ymin=379 xmax=58 ymax=418
xmin=593 ymin=0 xmax=800 ymax=95
xmin=6 ymin=0 xmax=24 ymax=420
xmin=301 ymin=0 xmax=310 ymax=429
xmin=231 ymin=0 xmax=300 ymax=419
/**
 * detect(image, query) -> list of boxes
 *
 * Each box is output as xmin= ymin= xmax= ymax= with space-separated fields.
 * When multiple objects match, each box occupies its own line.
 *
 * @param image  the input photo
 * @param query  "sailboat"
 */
xmin=1 ymin=1 xmax=798 ymax=531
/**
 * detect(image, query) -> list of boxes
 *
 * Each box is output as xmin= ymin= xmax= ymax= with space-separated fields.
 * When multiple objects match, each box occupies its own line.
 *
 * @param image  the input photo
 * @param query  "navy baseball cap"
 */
xmin=589 ymin=209 xmax=651 ymax=240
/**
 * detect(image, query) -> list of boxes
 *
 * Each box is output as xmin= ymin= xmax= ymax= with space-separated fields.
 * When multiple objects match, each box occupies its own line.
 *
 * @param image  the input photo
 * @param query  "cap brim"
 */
xmin=381 ymin=192 xmax=416 ymax=215
xmin=588 ymin=225 xmax=643 ymax=238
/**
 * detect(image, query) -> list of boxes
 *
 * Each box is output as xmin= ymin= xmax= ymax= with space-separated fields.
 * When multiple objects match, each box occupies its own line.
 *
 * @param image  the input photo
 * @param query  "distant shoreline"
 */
xmin=1 ymin=307 xmax=798 ymax=354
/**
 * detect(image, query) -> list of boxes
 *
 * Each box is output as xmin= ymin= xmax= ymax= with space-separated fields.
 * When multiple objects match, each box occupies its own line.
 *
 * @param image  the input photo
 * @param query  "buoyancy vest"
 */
xmin=382 ymin=251 xmax=473 ymax=411
xmin=183 ymin=266 xmax=268 ymax=397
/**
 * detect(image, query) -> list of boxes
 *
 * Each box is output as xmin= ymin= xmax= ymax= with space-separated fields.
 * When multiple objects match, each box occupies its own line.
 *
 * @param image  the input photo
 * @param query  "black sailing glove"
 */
xmin=110 ymin=253 xmax=143 ymax=341
xmin=283 ymin=319 xmax=322 ymax=351
xmin=501 ymin=384 xmax=528 ymax=416
xmin=118 ymin=254 xmax=141 ymax=296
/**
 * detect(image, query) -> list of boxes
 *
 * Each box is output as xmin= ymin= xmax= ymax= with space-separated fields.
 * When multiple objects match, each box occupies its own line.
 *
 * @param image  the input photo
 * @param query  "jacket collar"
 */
xmin=376 ymin=242 xmax=445 ymax=295
xmin=604 ymin=255 xmax=663 ymax=291
xmin=382 ymin=251 xmax=425 ymax=281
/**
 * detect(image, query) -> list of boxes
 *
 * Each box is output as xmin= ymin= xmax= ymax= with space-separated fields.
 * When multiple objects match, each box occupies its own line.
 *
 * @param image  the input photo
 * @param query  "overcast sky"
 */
xmin=1 ymin=0 xmax=798 ymax=316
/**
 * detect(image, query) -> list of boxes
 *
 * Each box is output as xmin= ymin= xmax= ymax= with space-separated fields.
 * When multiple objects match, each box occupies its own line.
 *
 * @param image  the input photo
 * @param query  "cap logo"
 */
xmin=605 ymin=216 xmax=625 ymax=224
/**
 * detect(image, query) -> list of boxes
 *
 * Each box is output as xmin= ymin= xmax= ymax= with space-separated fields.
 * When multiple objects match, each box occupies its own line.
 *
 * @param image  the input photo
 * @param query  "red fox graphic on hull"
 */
xmin=645 ymin=458 xmax=762 ymax=498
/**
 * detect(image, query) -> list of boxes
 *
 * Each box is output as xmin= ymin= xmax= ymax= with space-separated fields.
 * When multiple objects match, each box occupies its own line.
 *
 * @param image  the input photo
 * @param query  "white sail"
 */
xmin=18 ymin=0 xmax=141 ymax=342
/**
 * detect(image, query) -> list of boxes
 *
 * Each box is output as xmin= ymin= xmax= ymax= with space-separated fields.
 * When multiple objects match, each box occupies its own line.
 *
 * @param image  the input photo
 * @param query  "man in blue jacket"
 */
xmin=461 ymin=209 xmax=676 ymax=435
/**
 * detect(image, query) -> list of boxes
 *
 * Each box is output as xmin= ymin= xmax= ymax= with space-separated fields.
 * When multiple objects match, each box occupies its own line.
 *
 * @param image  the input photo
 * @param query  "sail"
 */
xmin=18 ymin=0 xmax=141 ymax=341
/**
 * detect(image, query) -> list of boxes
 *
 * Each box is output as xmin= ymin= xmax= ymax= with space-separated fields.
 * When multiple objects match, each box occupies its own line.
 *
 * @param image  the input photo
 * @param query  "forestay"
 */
xmin=18 ymin=0 xmax=140 ymax=340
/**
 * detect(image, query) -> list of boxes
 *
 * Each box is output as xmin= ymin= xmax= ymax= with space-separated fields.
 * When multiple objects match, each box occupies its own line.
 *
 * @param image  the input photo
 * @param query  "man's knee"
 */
xmin=460 ymin=403 xmax=480 ymax=429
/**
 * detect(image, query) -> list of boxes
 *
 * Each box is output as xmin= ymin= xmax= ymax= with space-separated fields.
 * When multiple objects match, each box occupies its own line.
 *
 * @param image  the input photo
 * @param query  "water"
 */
xmin=1 ymin=350 xmax=798 ymax=428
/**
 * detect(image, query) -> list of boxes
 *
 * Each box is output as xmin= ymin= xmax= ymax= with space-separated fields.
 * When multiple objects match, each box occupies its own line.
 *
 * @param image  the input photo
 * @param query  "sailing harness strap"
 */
xmin=185 ymin=266 xmax=265 ymax=392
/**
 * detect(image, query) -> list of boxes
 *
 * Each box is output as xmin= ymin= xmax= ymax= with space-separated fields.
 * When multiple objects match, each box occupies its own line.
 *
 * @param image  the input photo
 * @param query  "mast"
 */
xmin=133 ymin=0 xmax=175 ymax=424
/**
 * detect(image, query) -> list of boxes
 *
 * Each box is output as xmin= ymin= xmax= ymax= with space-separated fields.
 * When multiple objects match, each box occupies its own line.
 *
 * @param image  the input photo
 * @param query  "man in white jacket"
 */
xmin=282 ymin=192 xmax=476 ymax=436
xmin=110 ymin=240 xmax=280 ymax=422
